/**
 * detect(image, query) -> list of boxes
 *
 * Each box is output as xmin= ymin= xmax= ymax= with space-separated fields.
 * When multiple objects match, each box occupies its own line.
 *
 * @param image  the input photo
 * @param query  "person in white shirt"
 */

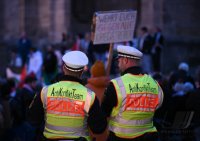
xmin=27 ymin=47 xmax=43 ymax=80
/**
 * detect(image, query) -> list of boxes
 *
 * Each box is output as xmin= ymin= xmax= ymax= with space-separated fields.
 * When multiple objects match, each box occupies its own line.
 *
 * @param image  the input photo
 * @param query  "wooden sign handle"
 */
xmin=106 ymin=43 xmax=114 ymax=76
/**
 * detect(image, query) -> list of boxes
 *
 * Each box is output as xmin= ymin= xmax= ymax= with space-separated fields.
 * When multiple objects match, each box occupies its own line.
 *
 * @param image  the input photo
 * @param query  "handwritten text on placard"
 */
xmin=93 ymin=11 xmax=137 ymax=44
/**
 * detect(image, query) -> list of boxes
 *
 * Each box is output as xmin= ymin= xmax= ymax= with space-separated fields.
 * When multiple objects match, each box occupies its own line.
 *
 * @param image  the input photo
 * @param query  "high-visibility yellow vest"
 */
xmin=109 ymin=73 xmax=163 ymax=139
xmin=40 ymin=81 xmax=95 ymax=141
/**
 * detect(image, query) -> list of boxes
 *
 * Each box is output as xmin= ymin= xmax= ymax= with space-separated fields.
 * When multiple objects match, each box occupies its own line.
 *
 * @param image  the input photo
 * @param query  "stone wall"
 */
xmin=0 ymin=1 xmax=5 ymax=39
xmin=163 ymin=0 xmax=200 ymax=41
xmin=70 ymin=0 xmax=139 ymax=34
xmin=161 ymin=0 xmax=200 ymax=75
xmin=2 ymin=0 xmax=20 ymax=42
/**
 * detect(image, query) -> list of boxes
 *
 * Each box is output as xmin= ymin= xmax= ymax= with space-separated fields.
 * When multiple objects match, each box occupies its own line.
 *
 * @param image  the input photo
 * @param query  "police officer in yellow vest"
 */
xmin=29 ymin=51 xmax=108 ymax=141
xmin=101 ymin=45 xmax=164 ymax=141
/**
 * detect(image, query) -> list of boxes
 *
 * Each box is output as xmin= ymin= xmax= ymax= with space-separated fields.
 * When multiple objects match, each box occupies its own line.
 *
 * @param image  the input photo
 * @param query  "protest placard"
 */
xmin=92 ymin=10 xmax=137 ymax=44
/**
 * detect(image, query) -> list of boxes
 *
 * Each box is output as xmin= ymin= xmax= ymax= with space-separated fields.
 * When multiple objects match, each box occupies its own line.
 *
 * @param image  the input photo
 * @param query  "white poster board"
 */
xmin=93 ymin=10 xmax=137 ymax=45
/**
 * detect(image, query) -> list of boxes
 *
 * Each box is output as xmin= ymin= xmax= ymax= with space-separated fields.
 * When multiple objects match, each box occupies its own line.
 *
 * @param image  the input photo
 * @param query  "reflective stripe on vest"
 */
xmin=45 ymin=123 xmax=87 ymax=133
xmin=41 ymin=81 xmax=95 ymax=140
xmin=41 ymin=86 xmax=48 ymax=109
xmin=109 ymin=126 xmax=151 ymax=135
xmin=109 ymin=74 xmax=160 ymax=138
xmin=110 ymin=116 xmax=153 ymax=126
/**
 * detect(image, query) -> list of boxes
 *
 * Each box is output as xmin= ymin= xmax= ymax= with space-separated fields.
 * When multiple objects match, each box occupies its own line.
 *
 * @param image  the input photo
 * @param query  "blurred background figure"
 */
xmin=27 ymin=47 xmax=43 ymax=80
xmin=15 ymin=73 xmax=38 ymax=121
xmin=154 ymin=62 xmax=196 ymax=141
xmin=60 ymin=32 xmax=75 ymax=54
xmin=87 ymin=41 xmax=109 ymax=69
xmin=9 ymin=48 xmax=23 ymax=71
xmin=42 ymin=45 xmax=58 ymax=85
xmin=7 ymin=73 xmax=38 ymax=141
xmin=17 ymin=32 xmax=32 ymax=66
xmin=80 ymin=32 xmax=91 ymax=55
xmin=186 ymin=66 xmax=200 ymax=141
xmin=138 ymin=26 xmax=154 ymax=74
xmin=152 ymin=26 xmax=165 ymax=72
xmin=53 ymin=45 xmax=63 ymax=73
xmin=0 ymin=78 xmax=16 ymax=140
xmin=168 ymin=62 xmax=196 ymax=94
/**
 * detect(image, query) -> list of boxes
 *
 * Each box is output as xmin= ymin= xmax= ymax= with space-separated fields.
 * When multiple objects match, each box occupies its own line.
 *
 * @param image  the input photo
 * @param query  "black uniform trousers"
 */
xmin=43 ymin=136 xmax=87 ymax=141
xmin=107 ymin=131 xmax=159 ymax=141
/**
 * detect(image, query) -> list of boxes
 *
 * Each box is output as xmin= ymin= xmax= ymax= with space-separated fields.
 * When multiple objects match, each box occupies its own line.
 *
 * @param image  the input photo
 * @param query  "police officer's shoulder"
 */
xmin=41 ymin=86 xmax=48 ymax=94
xmin=86 ymin=88 xmax=95 ymax=96
xmin=111 ymin=76 xmax=122 ymax=82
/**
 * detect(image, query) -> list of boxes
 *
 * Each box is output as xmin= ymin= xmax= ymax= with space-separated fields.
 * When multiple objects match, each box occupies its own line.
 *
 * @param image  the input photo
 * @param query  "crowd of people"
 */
xmin=0 ymin=27 xmax=199 ymax=141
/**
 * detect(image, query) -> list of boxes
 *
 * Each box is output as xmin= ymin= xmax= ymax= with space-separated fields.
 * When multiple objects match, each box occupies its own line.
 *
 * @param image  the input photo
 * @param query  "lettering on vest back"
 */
xmin=129 ymin=83 xmax=157 ymax=94
xmin=47 ymin=97 xmax=85 ymax=116
xmin=125 ymin=94 xmax=158 ymax=112
xmin=50 ymin=87 xmax=83 ymax=100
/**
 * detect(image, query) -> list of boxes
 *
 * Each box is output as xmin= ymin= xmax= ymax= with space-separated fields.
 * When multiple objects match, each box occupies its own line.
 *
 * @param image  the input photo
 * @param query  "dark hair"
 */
xmin=141 ymin=27 xmax=148 ymax=32
xmin=30 ymin=46 xmax=37 ymax=52
xmin=25 ymin=73 xmax=37 ymax=83
xmin=0 ymin=79 xmax=15 ymax=99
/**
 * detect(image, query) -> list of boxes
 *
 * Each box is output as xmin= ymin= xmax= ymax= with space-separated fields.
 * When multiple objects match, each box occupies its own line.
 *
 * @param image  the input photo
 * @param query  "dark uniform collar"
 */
xmin=59 ymin=74 xmax=83 ymax=84
xmin=122 ymin=66 xmax=143 ymax=75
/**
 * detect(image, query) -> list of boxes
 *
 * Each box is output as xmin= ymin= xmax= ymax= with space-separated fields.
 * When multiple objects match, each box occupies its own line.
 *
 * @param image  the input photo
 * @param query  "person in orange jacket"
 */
xmin=86 ymin=60 xmax=110 ymax=104
xmin=86 ymin=60 xmax=110 ymax=141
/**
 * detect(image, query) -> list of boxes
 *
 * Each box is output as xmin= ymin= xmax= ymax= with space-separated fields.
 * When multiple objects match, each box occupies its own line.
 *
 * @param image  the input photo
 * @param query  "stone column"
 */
xmin=38 ymin=0 xmax=71 ymax=43
xmin=19 ymin=0 xmax=25 ymax=33
xmin=153 ymin=0 xmax=164 ymax=29
xmin=139 ymin=0 xmax=155 ymax=31
xmin=38 ymin=0 xmax=51 ymax=32
xmin=3 ymin=0 xmax=22 ymax=40
xmin=136 ymin=0 xmax=164 ymax=33
xmin=52 ymin=0 xmax=71 ymax=43
xmin=37 ymin=0 xmax=51 ymax=49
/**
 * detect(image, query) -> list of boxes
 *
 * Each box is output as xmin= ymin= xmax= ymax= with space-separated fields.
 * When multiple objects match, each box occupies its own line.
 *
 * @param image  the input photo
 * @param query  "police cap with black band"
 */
xmin=62 ymin=51 xmax=88 ymax=72
xmin=117 ymin=45 xmax=143 ymax=60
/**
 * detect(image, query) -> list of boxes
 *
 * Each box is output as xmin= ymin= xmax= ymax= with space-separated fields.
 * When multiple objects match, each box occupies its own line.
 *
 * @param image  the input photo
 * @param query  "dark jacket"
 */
xmin=140 ymin=35 xmax=153 ymax=54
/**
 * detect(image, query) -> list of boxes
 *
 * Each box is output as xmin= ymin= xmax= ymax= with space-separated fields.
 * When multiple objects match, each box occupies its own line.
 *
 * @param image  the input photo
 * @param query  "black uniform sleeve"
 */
xmin=27 ymin=92 xmax=44 ymax=128
xmin=87 ymin=96 xmax=107 ymax=134
xmin=101 ymin=82 xmax=118 ymax=117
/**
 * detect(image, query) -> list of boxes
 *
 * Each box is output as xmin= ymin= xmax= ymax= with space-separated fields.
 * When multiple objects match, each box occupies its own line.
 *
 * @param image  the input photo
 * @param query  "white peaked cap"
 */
xmin=117 ymin=45 xmax=143 ymax=60
xmin=62 ymin=51 xmax=88 ymax=72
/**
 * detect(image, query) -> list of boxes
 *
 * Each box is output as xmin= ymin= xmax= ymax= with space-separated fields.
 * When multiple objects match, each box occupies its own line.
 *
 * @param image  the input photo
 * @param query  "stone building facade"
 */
xmin=0 ymin=0 xmax=199 ymax=76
